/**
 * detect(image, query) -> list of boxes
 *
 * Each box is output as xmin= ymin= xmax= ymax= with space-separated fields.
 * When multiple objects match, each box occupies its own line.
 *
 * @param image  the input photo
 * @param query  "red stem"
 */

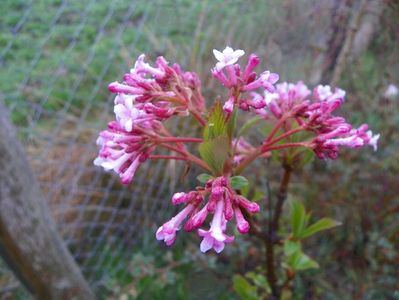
xmin=265 ymin=115 xmax=289 ymax=142
xmin=234 ymin=142 xmax=307 ymax=175
xmin=263 ymin=126 xmax=306 ymax=150
xmin=158 ymin=137 xmax=203 ymax=143
xmin=149 ymin=155 xmax=187 ymax=161
xmin=158 ymin=143 xmax=211 ymax=172
xmin=158 ymin=143 xmax=187 ymax=156
xmin=190 ymin=109 xmax=207 ymax=126
xmin=262 ymin=142 xmax=306 ymax=153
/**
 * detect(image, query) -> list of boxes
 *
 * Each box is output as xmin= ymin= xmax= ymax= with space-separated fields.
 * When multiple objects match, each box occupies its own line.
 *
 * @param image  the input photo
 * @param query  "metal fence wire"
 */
xmin=0 ymin=0 xmax=397 ymax=298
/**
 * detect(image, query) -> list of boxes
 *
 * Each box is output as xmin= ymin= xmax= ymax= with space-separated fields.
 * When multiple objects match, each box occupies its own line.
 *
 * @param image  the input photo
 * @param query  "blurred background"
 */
xmin=0 ymin=0 xmax=398 ymax=299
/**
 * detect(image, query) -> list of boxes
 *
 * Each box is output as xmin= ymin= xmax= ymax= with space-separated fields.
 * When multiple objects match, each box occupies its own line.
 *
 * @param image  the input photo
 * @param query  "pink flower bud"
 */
xmin=237 ymin=196 xmax=260 ymax=214
xmin=234 ymin=206 xmax=250 ymax=234
xmin=243 ymin=54 xmax=260 ymax=82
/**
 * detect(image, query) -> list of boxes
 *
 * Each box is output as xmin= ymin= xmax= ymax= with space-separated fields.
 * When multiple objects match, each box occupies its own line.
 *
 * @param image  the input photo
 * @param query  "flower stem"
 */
xmin=263 ymin=126 xmax=306 ymax=149
xmin=158 ymin=137 xmax=203 ymax=143
xmin=263 ymin=142 xmax=307 ymax=153
xmin=149 ymin=155 xmax=187 ymax=161
xmin=265 ymin=115 xmax=289 ymax=142
xmin=235 ymin=124 xmax=307 ymax=174
xmin=158 ymin=143 xmax=211 ymax=172
xmin=234 ymin=142 xmax=306 ymax=175
xmin=190 ymin=109 xmax=207 ymax=126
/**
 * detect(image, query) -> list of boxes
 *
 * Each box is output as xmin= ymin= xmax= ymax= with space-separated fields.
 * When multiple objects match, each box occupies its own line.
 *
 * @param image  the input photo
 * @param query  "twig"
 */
xmin=331 ymin=0 xmax=367 ymax=85
xmin=265 ymin=164 xmax=292 ymax=299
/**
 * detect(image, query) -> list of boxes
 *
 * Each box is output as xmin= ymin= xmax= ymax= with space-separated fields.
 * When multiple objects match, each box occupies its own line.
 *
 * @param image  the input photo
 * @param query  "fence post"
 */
xmin=0 ymin=103 xmax=96 ymax=300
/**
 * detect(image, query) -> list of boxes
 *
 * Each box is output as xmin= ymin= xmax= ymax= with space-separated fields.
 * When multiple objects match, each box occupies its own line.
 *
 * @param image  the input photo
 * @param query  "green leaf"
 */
xmin=290 ymin=200 xmax=308 ymax=238
xmin=292 ymin=252 xmax=319 ymax=270
xmin=230 ymin=176 xmax=249 ymax=190
xmin=238 ymin=116 xmax=262 ymax=136
xmin=299 ymin=218 xmax=342 ymax=239
xmin=283 ymin=240 xmax=301 ymax=257
xmin=199 ymin=136 xmax=229 ymax=175
xmin=240 ymin=184 xmax=250 ymax=197
xmin=226 ymin=108 xmax=238 ymax=139
xmin=196 ymin=173 xmax=214 ymax=183
xmin=246 ymin=272 xmax=270 ymax=292
xmin=252 ymin=190 xmax=264 ymax=202
xmin=292 ymin=149 xmax=315 ymax=169
xmin=203 ymin=101 xmax=226 ymax=141
xmin=232 ymin=275 xmax=259 ymax=300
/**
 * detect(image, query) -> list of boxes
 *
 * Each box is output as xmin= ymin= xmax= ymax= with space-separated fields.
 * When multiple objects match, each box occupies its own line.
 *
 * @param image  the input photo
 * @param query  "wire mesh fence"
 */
xmin=1 ymin=0 xmax=398 ymax=298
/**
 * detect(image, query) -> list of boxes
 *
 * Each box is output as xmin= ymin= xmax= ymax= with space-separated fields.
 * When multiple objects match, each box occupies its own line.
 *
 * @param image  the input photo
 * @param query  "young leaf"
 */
xmin=246 ymin=272 xmax=270 ymax=292
xmin=292 ymin=252 xmax=319 ymax=270
xmin=199 ymin=136 xmax=229 ymax=175
xmin=203 ymin=101 xmax=226 ymax=141
xmin=230 ymin=176 xmax=249 ymax=190
xmin=283 ymin=240 xmax=301 ymax=257
xmin=232 ymin=275 xmax=259 ymax=300
xmin=240 ymin=184 xmax=250 ymax=197
xmin=299 ymin=218 xmax=342 ymax=239
xmin=226 ymin=108 xmax=238 ymax=140
xmin=196 ymin=173 xmax=214 ymax=183
xmin=238 ymin=116 xmax=262 ymax=136
xmin=290 ymin=200 xmax=308 ymax=238
xmin=292 ymin=149 xmax=315 ymax=169
xmin=252 ymin=190 xmax=264 ymax=202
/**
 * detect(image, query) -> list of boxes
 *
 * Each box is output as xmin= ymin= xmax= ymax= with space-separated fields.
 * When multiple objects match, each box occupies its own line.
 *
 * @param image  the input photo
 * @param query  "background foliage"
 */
xmin=0 ymin=0 xmax=398 ymax=299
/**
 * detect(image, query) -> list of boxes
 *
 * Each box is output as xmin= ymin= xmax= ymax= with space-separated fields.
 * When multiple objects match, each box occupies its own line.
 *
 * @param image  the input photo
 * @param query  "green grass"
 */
xmin=0 ymin=0 xmax=289 ymax=125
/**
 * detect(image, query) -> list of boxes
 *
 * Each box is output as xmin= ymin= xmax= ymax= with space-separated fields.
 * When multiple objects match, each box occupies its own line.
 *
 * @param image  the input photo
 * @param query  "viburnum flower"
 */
xmin=93 ymin=121 xmax=156 ymax=184
xmin=383 ymin=83 xmax=398 ymax=99
xmin=213 ymin=46 xmax=245 ymax=71
xmin=95 ymin=47 xmax=380 ymax=254
xmin=211 ymin=47 xmax=279 ymax=114
xmin=155 ymin=176 xmax=259 ymax=253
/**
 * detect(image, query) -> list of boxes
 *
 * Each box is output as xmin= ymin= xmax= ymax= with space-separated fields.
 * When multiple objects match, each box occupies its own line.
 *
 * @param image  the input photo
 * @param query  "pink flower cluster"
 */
xmin=212 ymin=47 xmax=279 ymax=114
xmin=259 ymin=81 xmax=380 ymax=159
xmin=94 ymin=54 xmax=207 ymax=183
xmin=93 ymin=120 xmax=157 ymax=184
xmin=109 ymin=54 xmax=205 ymax=117
xmin=95 ymin=46 xmax=380 ymax=254
xmin=156 ymin=176 xmax=259 ymax=253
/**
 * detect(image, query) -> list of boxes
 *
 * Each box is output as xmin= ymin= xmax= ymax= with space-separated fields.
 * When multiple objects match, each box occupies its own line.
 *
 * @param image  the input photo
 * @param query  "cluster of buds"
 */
xmin=257 ymin=81 xmax=380 ymax=159
xmin=109 ymin=54 xmax=205 ymax=118
xmin=93 ymin=120 xmax=158 ymax=184
xmin=94 ymin=54 xmax=208 ymax=184
xmin=156 ymin=176 xmax=259 ymax=253
xmin=95 ymin=46 xmax=380 ymax=253
xmin=212 ymin=47 xmax=279 ymax=114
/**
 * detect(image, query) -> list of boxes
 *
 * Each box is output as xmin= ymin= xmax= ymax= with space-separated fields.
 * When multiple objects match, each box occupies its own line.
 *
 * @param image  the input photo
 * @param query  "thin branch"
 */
xmin=158 ymin=143 xmax=211 ymax=172
xmin=331 ymin=0 xmax=367 ymax=85
xmin=158 ymin=137 xmax=203 ymax=143
xmin=262 ymin=126 xmax=306 ymax=150
xmin=149 ymin=155 xmax=187 ymax=161
xmin=265 ymin=115 xmax=289 ymax=142
xmin=190 ymin=109 xmax=207 ymax=126
xmin=266 ymin=165 xmax=293 ymax=299
xmin=263 ymin=142 xmax=307 ymax=153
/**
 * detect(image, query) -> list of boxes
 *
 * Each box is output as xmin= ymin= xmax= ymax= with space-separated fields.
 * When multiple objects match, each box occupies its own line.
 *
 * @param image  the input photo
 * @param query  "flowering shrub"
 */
xmin=95 ymin=46 xmax=379 ymax=297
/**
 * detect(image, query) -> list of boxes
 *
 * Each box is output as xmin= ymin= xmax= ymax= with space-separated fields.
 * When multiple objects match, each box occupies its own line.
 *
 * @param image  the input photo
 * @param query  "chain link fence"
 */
xmin=1 ymin=0 xmax=397 ymax=298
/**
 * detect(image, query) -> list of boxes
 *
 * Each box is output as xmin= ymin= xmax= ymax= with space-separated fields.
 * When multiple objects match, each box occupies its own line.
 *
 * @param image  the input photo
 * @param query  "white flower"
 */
xmin=367 ymin=130 xmax=380 ymax=151
xmin=213 ymin=46 xmax=245 ymax=71
xmin=114 ymin=97 xmax=149 ymax=132
xmin=383 ymin=84 xmax=398 ymax=99
xmin=315 ymin=85 xmax=332 ymax=101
